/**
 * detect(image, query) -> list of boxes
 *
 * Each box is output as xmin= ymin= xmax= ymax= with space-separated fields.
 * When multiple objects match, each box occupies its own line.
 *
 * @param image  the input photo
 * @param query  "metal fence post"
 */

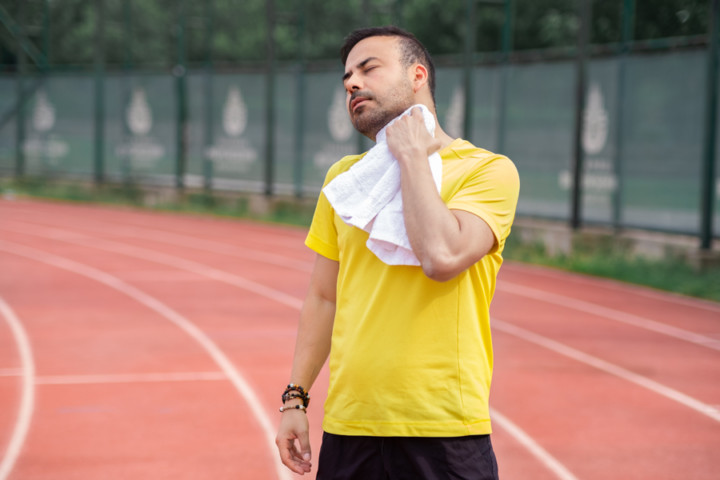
xmin=203 ymin=0 xmax=214 ymax=193
xmin=175 ymin=0 xmax=188 ymax=192
xmin=42 ymin=0 xmax=49 ymax=68
xmin=94 ymin=0 xmax=106 ymax=185
xmin=570 ymin=0 xmax=592 ymax=230
xmin=495 ymin=0 xmax=513 ymax=154
xmin=122 ymin=0 xmax=133 ymax=182
xmin=357 ymin=0 xmax=371 ymax=156
xmin=462 ymin=0 xmax=476 ymax=142
xmin=361 ymin=0 xmax=371 ymax=27
xmin=265 ymin=0 xmax=276 ymax=196
xmin=294 ymin=0 xmax=306 ymax=198
xmin=393 ymin=0 xmax=404 ymax=27
xmin=612 ymin=0 xmax=635 ymax=230
xmin=15 ymin=0 xmax=26 ymax=179
xmin=701 ymin=0 xmax=719 ymax=250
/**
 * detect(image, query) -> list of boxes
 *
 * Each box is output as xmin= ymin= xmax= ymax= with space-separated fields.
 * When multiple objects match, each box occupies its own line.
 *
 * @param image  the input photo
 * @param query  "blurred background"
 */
xmin=0 ymin=0 xmax=718 ymax=296
xmin=0 ymin=2 xmax=719 ymax=480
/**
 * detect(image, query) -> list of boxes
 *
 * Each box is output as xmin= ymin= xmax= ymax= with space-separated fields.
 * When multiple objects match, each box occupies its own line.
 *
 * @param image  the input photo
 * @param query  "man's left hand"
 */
xmin=386 ymin=107 xmax=442 ymax=163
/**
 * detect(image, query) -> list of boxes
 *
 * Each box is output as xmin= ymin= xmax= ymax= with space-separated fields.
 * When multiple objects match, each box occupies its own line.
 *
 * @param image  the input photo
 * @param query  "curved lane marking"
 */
xmin=3 ymin=204 xmax=718 ymax=314
xmin=505 ymin=261 xmax=720 ymax=314
xmin=4 ymin=217 xmax=716 ymax=352
xmin=6 ymin=222 xmax=720 ymax=420
xmin=0 ymin=222 xmax=303 ymax=310
xmin=497 ymin=282 xmax=720 ymax=352
xmin=2 ymin=215 xmax=313 ymax=272
xmin=0 ymin=241 xmax=292 ymax=480
xmin=1 ymin=205 xmax=308 ymax=252
xmin=492 ymin=318 xmax=720 ymax=423
xmin=490 ymin=409 xmax=579 ymax=480
xmin=0 ymin=225 xmax=581 ymax=480
xmin=0 ymin=296 xmax=35 ymax=480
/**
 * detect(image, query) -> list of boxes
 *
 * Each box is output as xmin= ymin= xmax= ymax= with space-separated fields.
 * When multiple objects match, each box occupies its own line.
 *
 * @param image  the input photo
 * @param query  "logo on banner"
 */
xmin=314 ymin=86 xmax=356 ymax=168
xmin=115 ymin=87 xmax=165 ymax=169
xmin=444 ymin=86 xmax=464 ymax=139
xmin=328 ymin=87 xmax=354 ymax=142
xmin=205 ymin=86 xmax=258 ymax=172
xmin=559 ymin=83 xmax=616 ymax=208
xmin=582 ymin=83 xmax=609 ymax=155
xmin=223 ymin=86 xmax=248 ymax=137
xmin=33 ymin=90 xmax=55 ymax=132
xmin=23 ymin=89 xmax=69 ymax=164
xmin=127 ymin=87 xmax=153 ymax=136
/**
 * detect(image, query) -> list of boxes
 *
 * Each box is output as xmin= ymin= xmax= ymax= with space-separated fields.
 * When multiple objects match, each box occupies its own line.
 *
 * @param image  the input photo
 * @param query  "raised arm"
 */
xmin=386 ymin=107 xmax=495 ymax=282
xmin=275 ymin=253 xmax=339 ymax=475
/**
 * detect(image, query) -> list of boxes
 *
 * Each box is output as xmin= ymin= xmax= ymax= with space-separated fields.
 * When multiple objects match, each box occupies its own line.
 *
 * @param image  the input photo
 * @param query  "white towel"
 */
xmin=323 ymin=104 xmax=442 ymax=266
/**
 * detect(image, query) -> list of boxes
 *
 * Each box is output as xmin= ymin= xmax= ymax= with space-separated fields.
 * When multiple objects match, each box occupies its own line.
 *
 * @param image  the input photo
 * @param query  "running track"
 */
xmin=0 ymin=199 xmax=719 ymax=480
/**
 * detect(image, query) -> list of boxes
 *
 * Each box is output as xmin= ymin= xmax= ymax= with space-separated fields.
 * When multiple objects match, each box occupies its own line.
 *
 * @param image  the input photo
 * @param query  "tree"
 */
xmin=0 ymin=0 xmax=711 ymax=68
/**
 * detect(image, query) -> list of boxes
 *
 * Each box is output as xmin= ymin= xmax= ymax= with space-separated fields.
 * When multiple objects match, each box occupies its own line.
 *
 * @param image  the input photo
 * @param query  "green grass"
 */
xmin=1 ymin=177 xmax=315 ymax=228
xmin=3 ymin=177 xmax=718 ymax=304
xmin=503 ymin=233 xmax=720 ymax=303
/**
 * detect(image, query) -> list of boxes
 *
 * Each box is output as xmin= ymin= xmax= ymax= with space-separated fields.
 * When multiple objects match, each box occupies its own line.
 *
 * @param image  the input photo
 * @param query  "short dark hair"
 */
xmin=340 ymin=26 xmax=436 ymax=106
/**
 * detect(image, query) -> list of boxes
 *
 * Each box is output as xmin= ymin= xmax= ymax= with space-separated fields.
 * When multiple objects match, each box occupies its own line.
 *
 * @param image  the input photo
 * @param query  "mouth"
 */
xmin=351 ymin=97 xmax=370 ymax=112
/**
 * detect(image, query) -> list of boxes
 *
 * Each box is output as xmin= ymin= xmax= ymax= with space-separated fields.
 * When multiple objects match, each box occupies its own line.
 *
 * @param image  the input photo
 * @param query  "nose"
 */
xmin=345 ymin=71 xmax=362 ymax=94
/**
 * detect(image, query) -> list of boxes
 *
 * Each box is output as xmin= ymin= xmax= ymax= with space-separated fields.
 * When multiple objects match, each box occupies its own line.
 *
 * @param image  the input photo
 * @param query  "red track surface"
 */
xmin=0 ymin=199 xmax=718 ymax=480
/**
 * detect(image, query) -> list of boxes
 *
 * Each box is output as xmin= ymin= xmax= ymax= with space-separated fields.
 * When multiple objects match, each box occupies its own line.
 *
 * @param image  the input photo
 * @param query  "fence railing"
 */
xmin=0 ymin=0 xmax=718 ymax=247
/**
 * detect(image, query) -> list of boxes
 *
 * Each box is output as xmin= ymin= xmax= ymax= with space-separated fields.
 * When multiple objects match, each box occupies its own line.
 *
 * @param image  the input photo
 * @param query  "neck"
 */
xmin=431 ymin=115 xmax=455 ymax=150
xmin=421 ymin=101 xmax=456 ymax=149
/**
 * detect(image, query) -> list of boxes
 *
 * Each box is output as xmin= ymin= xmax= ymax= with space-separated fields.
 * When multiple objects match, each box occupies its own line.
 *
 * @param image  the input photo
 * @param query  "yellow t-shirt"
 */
xmin=305 ymin=138 xmax=520 ymax=437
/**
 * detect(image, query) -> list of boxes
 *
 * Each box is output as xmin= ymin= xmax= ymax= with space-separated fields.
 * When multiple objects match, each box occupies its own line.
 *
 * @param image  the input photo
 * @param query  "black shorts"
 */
xmin=316 ymin=431 xmax=499 ymax=480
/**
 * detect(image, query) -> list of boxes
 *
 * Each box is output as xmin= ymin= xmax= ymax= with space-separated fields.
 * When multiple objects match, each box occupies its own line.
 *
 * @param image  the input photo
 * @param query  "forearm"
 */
xmin=398 ymin=151 xmax=462 ymax=277
xmin=288 ymin=292 xmax=335 ymax=391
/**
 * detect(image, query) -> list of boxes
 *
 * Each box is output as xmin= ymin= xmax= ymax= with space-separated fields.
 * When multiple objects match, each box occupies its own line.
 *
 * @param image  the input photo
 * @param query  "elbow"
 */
xmin=420 ymin=253 xmax=458 ymax=283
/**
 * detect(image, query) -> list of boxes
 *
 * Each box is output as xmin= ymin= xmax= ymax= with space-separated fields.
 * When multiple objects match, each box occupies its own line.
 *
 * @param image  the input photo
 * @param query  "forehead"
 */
xmin=345 ymin=36 xmax=401 ymax=70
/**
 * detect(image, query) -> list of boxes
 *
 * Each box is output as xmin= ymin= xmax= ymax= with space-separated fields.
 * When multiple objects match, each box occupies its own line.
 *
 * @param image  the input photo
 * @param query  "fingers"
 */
xmin=277 ymin=435 xmax=312 ymax=475
xmin=297 ymin=427 xmax=312 ymax=464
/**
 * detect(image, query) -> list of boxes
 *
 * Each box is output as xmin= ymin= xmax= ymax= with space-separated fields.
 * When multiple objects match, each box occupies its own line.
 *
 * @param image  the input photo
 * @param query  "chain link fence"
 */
xmin=0 ymin=0 xmax=718 ymax=243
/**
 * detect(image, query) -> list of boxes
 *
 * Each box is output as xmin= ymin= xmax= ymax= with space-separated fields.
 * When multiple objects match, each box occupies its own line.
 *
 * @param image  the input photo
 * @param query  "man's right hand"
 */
xmin=275 ymin=404 xmax=313 ymax=475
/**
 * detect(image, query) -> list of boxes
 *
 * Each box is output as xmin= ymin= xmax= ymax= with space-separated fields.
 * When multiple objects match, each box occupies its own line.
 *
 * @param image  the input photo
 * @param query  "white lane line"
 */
xmin=0 ymin=227 xmax=583 ymax=480
xmin=35 ymin=371 xmax=227 ymax=385
xmin=505 ymin=261 xmax=720 ymax=314
xmin=11 ymin=221 xmax=719 ymax=470
xmin=7 ymin=220 xmax=714 ymax=354
xmin=0 ymin=241 xmax=292 ymax=480
xmin=0 ymin=368 xmax=23 ymax=377
xmin=490 ymin=408 xmax=579 ymax=480
xmin=0 ymin=297 xmax=35 ymax=480
xmin=492 ymin=318 xmax=720 ymax=423
xmin=1 ymin=206 xmax=308 ymax=252
xmin=0 ymin=223 xmax=303 ymax=310
xmin=105 ymin=227 xmax=314 ymax=272
xmin=1 ymin=225 xmax=588 ymax=480
xmin=497 ymin=282 xmax=720 ymax=352
xmin=2 ymin=216 xmax=314 ymax=272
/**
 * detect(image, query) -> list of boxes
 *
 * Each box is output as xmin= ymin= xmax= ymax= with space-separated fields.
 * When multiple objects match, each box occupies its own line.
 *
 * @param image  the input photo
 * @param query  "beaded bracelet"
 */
xmin=279 ymin=404 xmax=307 ymax=413
xmin=281 ymin=383 xmax=311 ymax=408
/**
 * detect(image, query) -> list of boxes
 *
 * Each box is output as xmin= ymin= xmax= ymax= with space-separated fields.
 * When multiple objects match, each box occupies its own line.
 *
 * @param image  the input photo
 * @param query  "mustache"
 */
xmin=349 ymin=90 xmax=375 ymax=109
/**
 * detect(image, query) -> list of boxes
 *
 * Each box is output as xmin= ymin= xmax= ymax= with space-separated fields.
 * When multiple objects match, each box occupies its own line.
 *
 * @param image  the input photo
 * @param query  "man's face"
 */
xmin=343 ymin=36 xmax=415 ymax=140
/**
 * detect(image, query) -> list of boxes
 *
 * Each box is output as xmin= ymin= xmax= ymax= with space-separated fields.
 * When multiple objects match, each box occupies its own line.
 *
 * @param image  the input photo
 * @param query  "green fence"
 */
xmin=1 ymin=49 xmax=719 ymax=239
xmin=1 ymin=0 xmax=719 ymax=246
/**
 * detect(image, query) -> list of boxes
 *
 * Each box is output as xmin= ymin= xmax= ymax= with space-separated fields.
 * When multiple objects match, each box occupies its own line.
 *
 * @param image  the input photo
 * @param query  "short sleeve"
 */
xmin=305 ymin=167 xmax=341 ymax=261
xmin=446 ymin=156 xmax=520 ymax=254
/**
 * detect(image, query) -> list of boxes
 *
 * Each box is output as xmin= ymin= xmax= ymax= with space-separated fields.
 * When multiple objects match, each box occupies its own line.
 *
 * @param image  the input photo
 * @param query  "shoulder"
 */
xmin=321 ymin=153 xmax=368 ymax=187
xmin=446 ymin=141 xmax=519 ymax=189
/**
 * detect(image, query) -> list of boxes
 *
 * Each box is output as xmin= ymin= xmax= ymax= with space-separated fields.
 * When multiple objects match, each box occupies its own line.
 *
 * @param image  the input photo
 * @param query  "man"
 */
xmin=276 ymin=26 xmax=519 ymax=479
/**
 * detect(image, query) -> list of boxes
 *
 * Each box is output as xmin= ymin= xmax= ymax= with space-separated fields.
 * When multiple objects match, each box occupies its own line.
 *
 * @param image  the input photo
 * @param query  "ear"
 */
xmin=409 ymin=63 xmax=429 ymax=94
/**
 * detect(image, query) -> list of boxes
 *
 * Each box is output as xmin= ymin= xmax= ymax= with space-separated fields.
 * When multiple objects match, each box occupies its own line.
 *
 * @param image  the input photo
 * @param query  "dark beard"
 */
xmin=350 ymin=83 xmax=415 ymax=140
